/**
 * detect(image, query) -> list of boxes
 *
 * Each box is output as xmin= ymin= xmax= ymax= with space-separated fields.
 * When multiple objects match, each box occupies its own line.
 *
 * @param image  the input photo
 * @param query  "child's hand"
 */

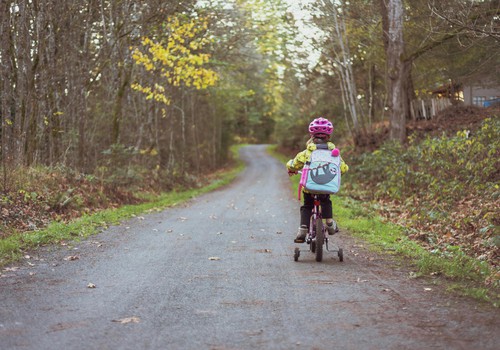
xmin=340 ymin=163 xmax=349 ymax=174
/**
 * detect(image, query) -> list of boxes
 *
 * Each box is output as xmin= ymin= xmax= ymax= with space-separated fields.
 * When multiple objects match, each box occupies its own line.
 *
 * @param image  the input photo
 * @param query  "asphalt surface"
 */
xmin=1 ymin=144 xmax=499 ymax=350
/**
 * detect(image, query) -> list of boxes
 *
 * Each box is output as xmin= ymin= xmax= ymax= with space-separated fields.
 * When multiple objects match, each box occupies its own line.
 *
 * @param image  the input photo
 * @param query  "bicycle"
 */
xmin=293 ymin=193 xmax=343 ymax=263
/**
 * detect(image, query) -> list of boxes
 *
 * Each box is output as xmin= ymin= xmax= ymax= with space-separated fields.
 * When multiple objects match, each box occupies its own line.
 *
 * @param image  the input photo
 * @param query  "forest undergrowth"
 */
xmin=344 ymin=106 xmax=499 ymax=290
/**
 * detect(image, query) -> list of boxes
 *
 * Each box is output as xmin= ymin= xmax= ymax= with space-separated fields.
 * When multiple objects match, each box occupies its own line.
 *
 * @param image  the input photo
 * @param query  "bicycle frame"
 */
xmin=306 ymin=196 xmax=324 ymax=244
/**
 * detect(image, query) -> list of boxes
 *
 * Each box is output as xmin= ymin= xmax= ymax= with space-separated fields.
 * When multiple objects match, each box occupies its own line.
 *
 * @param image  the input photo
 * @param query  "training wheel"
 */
xmin=338 ymin=248 xmax=344 ymax=262
xmin=294 ymin=247 xmax=300 ymax=261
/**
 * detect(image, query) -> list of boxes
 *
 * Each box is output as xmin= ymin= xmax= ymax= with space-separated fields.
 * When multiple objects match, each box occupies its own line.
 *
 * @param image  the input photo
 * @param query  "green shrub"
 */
xmin=410 ymin=118 xmax=498 ymax=200
xmin=354 ymin=117 xmax=499 ymax=206
xmin=349 ymin=117 xmax=499 ymax=284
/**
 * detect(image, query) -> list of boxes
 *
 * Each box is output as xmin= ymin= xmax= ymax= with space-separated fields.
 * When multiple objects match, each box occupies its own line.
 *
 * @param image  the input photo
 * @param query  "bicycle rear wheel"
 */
xmin=315 ymin=218 xmax=324 ymax=262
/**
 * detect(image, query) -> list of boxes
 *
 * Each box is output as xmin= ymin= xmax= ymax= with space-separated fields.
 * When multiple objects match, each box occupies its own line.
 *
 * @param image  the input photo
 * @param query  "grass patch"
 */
xmin=0 ymin=145 xmax=245 ymax=268
xmin=271 ymin=145 xmax=499 ymax=307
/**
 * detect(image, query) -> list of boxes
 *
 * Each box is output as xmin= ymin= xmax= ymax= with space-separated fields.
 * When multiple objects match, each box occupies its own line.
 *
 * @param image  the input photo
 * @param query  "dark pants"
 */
xmin=300 ymin=192 xmax=332 ymax=228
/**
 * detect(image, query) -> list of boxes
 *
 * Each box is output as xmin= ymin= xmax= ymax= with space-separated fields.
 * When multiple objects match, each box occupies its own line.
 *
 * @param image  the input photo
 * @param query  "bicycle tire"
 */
xmin=315 ymin=217 xmax=323 ymax=262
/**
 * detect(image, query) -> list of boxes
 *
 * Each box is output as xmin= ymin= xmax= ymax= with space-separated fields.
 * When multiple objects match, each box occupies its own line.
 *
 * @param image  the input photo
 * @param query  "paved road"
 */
xmin=1 ymin=145 xmax=498 ymax=349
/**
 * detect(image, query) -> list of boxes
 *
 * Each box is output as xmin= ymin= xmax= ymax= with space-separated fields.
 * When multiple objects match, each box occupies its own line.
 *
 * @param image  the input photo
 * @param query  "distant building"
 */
xmin=462 ymin=81 xmax=500 ymax=107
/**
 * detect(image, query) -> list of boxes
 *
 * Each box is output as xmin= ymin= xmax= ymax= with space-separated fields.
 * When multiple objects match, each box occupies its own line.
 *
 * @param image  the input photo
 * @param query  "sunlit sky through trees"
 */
xmin=196 ymin=0 xmax=322 ymax=69
xmin=283 ymin=0 xmax=322 ymax=67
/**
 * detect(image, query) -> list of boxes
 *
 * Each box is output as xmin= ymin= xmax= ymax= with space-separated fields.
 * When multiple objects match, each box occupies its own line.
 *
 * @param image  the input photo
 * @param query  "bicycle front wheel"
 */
xmin=315 ymin=218 xmax=324 ymax=262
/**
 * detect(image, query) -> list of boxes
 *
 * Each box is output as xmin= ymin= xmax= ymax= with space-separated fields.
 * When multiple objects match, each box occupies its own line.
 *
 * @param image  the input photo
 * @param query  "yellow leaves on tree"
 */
xmin=130 ymin=15 xmax=218 ymax=105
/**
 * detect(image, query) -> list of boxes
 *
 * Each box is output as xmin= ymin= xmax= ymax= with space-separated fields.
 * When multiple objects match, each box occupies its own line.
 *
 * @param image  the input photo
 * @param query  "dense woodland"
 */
xmin=0 ymin=1 xmax=499 ymax=274
xmin=1 ymin=0 xmax=498 ymax=181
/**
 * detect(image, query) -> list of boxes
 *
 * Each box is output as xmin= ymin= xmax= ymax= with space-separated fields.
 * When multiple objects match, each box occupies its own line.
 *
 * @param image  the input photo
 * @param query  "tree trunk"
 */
xmin=112 ymin=67 xmax=130 ymax=145
xmin=322 ymin=0 xmax=363 ymax=142
xmin=368 ymin=64 xmax=375 ymax=127
xmin=384 ymin=0 xmax=407 ymax=143
xmin=0 ymin=1 xmax=14 ymax=191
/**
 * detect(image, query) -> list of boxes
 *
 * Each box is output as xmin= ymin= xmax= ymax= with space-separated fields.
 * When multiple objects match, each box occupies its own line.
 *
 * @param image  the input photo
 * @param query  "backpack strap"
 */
xmin=298 ymin=161 xmax=311 ymax=200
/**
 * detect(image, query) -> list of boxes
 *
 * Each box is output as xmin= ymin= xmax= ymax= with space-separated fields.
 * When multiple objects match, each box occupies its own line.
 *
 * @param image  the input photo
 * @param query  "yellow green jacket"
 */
xmin=286 ymin=141 xmax=349 ymax=174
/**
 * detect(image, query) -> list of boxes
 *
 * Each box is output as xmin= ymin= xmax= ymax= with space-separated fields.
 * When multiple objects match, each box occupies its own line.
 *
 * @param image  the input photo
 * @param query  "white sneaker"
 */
xmin=326 ymin=220 xmax=339 ymax=235
xmin=294 ymin=225 xmax=308 ymax=243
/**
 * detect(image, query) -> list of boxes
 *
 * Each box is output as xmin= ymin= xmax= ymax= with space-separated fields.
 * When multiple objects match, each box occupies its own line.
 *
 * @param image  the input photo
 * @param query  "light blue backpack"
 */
xmin=298 ymin=144 xmax=341 ymax=199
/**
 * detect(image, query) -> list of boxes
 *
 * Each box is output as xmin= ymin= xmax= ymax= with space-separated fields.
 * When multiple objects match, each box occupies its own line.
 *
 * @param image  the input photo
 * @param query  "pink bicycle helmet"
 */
xmin=309 ymin=117 xmax=333 ymax=135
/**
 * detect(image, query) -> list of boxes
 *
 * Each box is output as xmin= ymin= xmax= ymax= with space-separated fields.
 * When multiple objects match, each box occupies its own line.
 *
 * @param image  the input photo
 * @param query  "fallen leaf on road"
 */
xmin=258 ymin=249 xmax=272 ymax=253
xmin=112 ymin=317 xmax=140 ymax=324
xmin=87 ymin=283 xmax=96 ymax=288
xmin=64 ymin=255 xmax=79 ymax=261
xmin=4 ymin=267 xmax=19 ymax=272
xmin=208 ymin=257 xmax=221 ymax=261
xmin=245 ymin=329 xmax=264 ymax=336
xmin=357 ymin=278 xmax=368 ymax=283
xmin=424 ymin=288 xmax=432 ymax=291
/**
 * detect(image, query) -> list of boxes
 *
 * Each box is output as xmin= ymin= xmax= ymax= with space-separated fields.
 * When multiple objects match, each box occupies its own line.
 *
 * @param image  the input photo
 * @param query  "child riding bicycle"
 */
xmin=286 ymin=117 xmax=349 ymax=243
